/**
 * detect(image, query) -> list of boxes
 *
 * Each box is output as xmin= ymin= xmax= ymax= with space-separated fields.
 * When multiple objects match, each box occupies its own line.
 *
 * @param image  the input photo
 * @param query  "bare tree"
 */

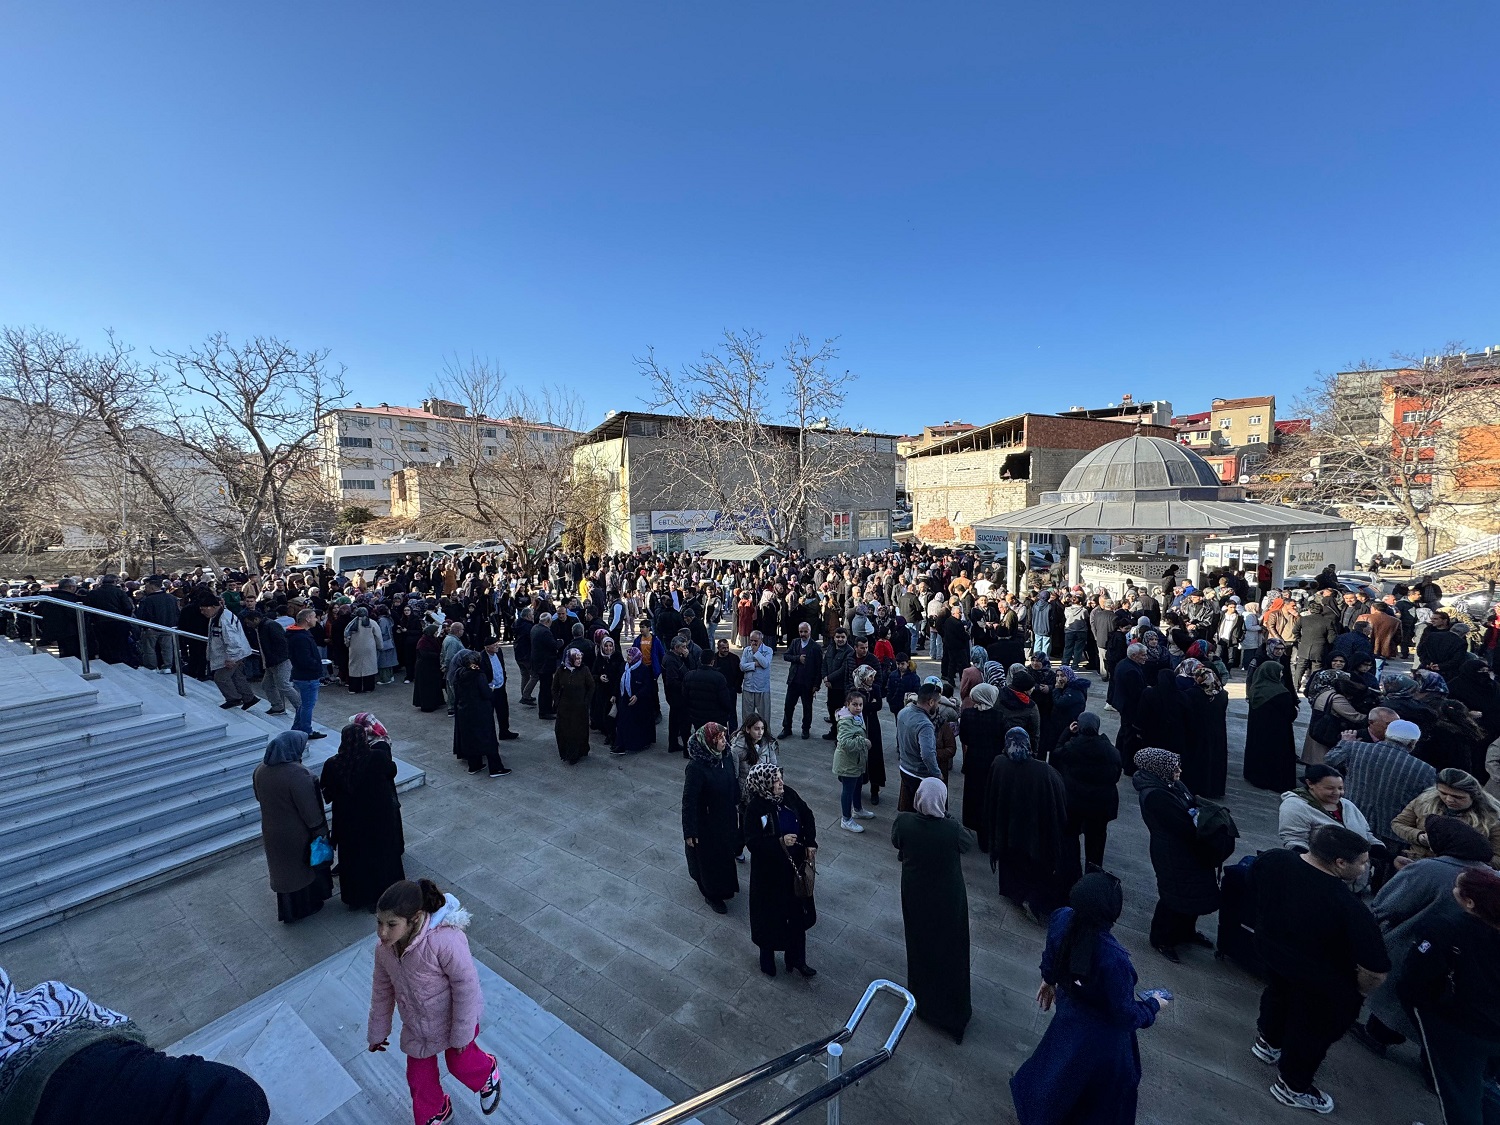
xmin=1259 ymin=346 xmax=1500 ymax=561
xmin=157 ymin=334 xmax=347 ymax=570
xmin=403 ymin=356 xmax=593 ymax=552
xmin=635 ymin=330 xmax=865 ymax=552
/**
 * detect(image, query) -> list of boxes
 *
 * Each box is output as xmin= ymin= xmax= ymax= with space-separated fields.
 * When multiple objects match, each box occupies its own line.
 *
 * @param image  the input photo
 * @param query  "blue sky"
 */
xmin=2 ymin=3 xmax=1497 ymax=436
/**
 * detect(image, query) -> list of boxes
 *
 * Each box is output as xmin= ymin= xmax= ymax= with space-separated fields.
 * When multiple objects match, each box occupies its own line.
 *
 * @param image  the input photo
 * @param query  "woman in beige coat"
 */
xmin=1391 ymin=768 xmax=1500 ymax=868
xmin=252 ymin=730 xmax=332 ymax=922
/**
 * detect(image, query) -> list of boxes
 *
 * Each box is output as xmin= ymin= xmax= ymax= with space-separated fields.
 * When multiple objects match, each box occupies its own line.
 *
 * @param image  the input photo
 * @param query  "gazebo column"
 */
xmin=1185 ymin=537 xmax=1202 ymax=587
xmin=1005 ymin=535 xmax=1018 ymax=597
xmin=1266 ymin=534 xmax=1283 ymax=591
xmin=1065 ymin=535 xmax=1081 ymax=587
xmin=1018 ymin=537 xmax=1030 ymax=593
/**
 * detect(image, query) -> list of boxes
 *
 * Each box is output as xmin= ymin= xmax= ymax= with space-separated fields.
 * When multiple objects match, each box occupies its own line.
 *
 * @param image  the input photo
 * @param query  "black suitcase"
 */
xmin=1215 ymin=853 xmax=1267 ymax=978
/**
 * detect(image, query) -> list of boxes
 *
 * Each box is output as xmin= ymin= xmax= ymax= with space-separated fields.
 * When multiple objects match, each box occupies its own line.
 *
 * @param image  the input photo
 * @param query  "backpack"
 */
xmin=1193 ymin=796 xmax=1239 ymax=865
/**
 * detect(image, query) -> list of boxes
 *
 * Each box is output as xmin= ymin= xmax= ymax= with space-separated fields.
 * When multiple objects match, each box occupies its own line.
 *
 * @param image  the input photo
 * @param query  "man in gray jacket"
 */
xmin=199 ymin=595 xmax=257 ymax=709
xmin=738 ymin=630 xmax=773 ymax=727
xmin=895 ymin=682 xmax=942 ymax=811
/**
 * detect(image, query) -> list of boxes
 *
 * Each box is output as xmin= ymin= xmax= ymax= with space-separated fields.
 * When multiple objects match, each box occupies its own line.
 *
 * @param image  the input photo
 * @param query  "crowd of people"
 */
xmin=5 ymin=544 xmax=1500 ymax=1123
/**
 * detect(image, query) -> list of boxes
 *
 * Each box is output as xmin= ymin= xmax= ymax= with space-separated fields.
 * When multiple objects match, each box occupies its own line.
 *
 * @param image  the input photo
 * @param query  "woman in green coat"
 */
xmin=891 ymin=776 xmax=975 ymax=1042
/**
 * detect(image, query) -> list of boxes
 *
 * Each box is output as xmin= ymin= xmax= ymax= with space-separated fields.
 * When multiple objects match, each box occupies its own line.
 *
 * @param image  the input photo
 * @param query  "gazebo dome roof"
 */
xmin=1058 ymin=435 xmax=1222 ymax=495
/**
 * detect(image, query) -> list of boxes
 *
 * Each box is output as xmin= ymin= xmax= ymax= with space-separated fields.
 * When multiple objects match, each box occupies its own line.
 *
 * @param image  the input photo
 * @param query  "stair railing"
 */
xmin=627 ymin=979 xmax=917 ymax=1125
xmin=0 ymin=595 xmax=201 ymax=697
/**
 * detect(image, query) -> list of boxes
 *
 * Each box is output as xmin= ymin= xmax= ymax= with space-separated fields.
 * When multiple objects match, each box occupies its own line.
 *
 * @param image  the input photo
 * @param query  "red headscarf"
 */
xmin=874 ymin=639 xmax=895 ymax=662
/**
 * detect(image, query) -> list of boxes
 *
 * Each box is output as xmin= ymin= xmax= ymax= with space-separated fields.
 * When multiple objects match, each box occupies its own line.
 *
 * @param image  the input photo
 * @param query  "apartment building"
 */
xmin=1171 ymin=395 xmax=1278 ymax=483
xmin=319 ymin=399 xmax=573 ymax=515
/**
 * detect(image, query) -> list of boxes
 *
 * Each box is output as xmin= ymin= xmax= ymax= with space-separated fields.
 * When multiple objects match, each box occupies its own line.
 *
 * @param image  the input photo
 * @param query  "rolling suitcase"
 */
xmin=1214 ymin=853 xmax=1267 ymax=978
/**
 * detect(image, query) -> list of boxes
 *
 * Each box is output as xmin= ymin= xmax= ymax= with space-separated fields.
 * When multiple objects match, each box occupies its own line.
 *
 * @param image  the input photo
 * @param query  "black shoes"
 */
xmin=220 ymin=701 xmax=239 ymax=709
xmin=705 ymin=897 xmax=728 ymax=915
xmin=240 ymin=699 xmax=259 ymax=710
xmin=498 ymin=732 xmax=520 ymax=740
xmin=308 ymin=731 xmax=328 ymax=740
xmin=488 ymin=768 xmax=513 ymax=778
xmin=777 ymin=729 xmax=793 ymax=739
xmin=789 ymin=963 xmax=817 ymax=979
xmin=1154 ymin=944 xmax=1182 ymax=964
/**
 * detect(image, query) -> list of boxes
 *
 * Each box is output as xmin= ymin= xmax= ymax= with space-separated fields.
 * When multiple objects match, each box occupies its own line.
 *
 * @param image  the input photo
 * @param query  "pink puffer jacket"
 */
xmin=368 ymin=894 xmax=483 ymax=1058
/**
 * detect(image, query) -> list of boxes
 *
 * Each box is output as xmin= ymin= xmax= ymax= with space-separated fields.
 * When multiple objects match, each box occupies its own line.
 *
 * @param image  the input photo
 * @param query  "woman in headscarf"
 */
xmin=985 ymin=727 xmax=1071 ymax=922
xmin=1176 ymin=657 xmax=1228 ymax=799
xmin=742 ymin=763 xmax=818 ymax=978
xmin=992 ymin=665 xmax=1041 ymax=752
xmin=1050 ymin=711 xmax=1123 ymax=886
xmin=1380 ymin=671 xmax=1437 ymax=731
xmin=251 ymin=730 xmax=332 ymax=923
xmin=343 ymin=606 xmax=379 ymax=693
xmin=1009 ymin=872 xmax=1166 ymax=1125
xmin=0 ymin=968 xmax=270 ymax=1125
xmin=1243 ymin=657 xmax=1301 ymax=792
xmin=613 ymin=645 xmax=656 ymax=754
xmin=1277 ymin=765 xmax=1382 ymax=892
xmin=959 ymin=682 xmax=1006 ymax=848
xmin=1301 ymin=670 xmax=1368 ymax=766
xmin=374 ymin=605 xmax=399 ymax=684
xmin=682 ymin=722 xmax=741 ymax=914
xmin=1027 ymin=652 xmax=1055 ymax=728
xmin=891 ymin=777 xmax=974 ymax=1042
xmin=1392 ymin=768 xmax=1500 ymax=866
xmin=1041 ymin=665 xmax=1090 ymax=759
xmin=1133 ymin=747 xmax=1220 ymax=963
xmin=552 ymin=646 xmax=595 ymax=765
xmin=958 ymin=645 xmax=987 ymax=707
xmin=858 ymin=651 xmax=890 ymax=806
xmin=411 ymin=624 xmax=445 ymax=713
xmin=590 ymin=633 xmax=624 ymax=746
xmin=319 ymin=722 xmax=405 ymax=911
xmin=451 ymin=649 xmax=505 ymax=777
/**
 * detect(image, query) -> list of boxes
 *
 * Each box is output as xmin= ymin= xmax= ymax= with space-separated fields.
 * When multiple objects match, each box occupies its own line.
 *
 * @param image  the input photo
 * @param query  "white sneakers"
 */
xmin=852 ymin=809 xmax=875 ymax=820
xmin=1269 ymin=1079 xmax=1334 ymax=1114
xmin=840 ymin=818 xmax=865 ymax=833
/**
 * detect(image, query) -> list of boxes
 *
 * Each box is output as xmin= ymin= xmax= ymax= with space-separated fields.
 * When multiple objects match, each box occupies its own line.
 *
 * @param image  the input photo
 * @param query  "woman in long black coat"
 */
xmin=742 ymin=763 xmax=818 ymax=978
xmin=1049 ymin=712 xmax=1122 ymax=886
xmin=1137 ymin=668 xmax=1188 ymax=759
xmin=958 ymin=683 xmax=1006 ymax=849
xmin=451 ymin=652 xmax=501 ymax=774
xmin=1243 ymin=658 xmax=1300 ymax=792
xmin=411 ymin=625 xmax=445 ymax=713
xmin=986 ymin=727 xmax=1071 ymax=921
xmin=1133 ymin=747 xmax=1220 ymax=963
xmin=682 ymin=723 xmax=741 ymax=913
xmin=892 ymin=777 xmax=974 ymax=1042
xmin=553 ymin=648 xmax=595 ymax=764
xmin=591 ymin=635 xmax=624 ymax=745
xmin=320 ymin=723 xmax=405 ymax=911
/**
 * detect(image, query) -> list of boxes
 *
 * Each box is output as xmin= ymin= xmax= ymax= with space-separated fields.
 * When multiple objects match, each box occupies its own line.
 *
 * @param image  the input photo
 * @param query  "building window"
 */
xmin=1220 ymin=418 xmax=1232 ymax=429
xmin=338 ymin=436 xmax=373 ymax=448
xmin=353 ymin=417 xmax=372 ymax=428
xmin=340 ymin=479 xmax=376 ymax=490
xmin=378 ymin=418 xmax=392 ymax=428
xmin=1385 ymin=535 xmax=1405 ymax=551
xmin=1248 ymin=414 xmax=1262 ymax=425
xmin=380 ymin=458 xmax=395 ymax=470
xmin=401 ymin=421 xmax=427 ymax=432
xmin=436 ymin=422 xmax=451 ymax=434
xmin=1246 ymin=434 xmax=1263 ymax=444
xmin=1194 ymin=431 xmax=1210 ymax=441
xmin=481 ymin=427 xmax=497 ymax=438
xmin=858 ymin=510 xmax=889 ymax=540
xmin=541 ymin=432 xmax=554 ymax=443
xmin=821 ymin=512 xmax=852 ymax=542
xmin=485 ymin=446 xmax=497 ymax=457
xmin=1401 ymin=410 xmax=1428 ymax=424
xmin=379 ymin=438 xmax=393 ymax=450
xmin=403 ymin=441 xmax=429 ymax=453
xmin=607 ymin=470 xmax=621 ymax=491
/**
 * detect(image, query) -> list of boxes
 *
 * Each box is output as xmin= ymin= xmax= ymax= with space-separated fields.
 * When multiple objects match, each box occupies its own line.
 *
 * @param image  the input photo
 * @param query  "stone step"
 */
xmin=0 ymin=711 xmax=190 ymax=780
xmin=0 ymin=743 xmax=265 ymax=848
xmin=0 ymin=736 xmax=265 ymax=874
xmin=0 ymin=795 xmax=263 ymax=908
xmin=0 ymin=686 xmax=107 ymax=739
xmin=0 ymin=715 xmax=228 ymax=787
xmin=0 ymin=813 xmax=267 ymax=943
xmin=0 ymin=696 xmax=138 ymax=750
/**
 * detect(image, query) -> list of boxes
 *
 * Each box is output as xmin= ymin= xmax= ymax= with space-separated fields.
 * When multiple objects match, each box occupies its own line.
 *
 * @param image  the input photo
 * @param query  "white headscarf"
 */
xmin=913 ymin=776 xmax=948 ymax=818
xmin=1 ymin=967 xmax=131 ymax=1069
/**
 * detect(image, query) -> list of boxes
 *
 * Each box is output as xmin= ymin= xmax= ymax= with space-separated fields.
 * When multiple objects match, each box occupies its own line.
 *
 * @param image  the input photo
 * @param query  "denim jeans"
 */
xmin=1033 ymin=634 xmax=1052 ymax=656
xmin=292 ymin=678 xmax=320 ymax=733
xmin=839 ymin=775 xmax=864 ymax=819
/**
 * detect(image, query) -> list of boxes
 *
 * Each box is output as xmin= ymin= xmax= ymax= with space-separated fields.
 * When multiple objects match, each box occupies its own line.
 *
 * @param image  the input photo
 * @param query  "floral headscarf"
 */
xmin=1054 ymin=665 xmax=1079 ymax=687
xmin=348 ymin=712 xmax=389 ymax=741
xmin=592 ymin=628 xmax=607 ymax=644
xmin=1262 ymin=636 xmax=1286 ymax=659
xmin=625 ymin=645 xmax=642 ymax=663
xmin=1133 ymin=746 xmax=1181 ymax=780
xmin=1381 ymin=672 xmax=1420 ymax=700
xmin=1004 ymin=726 xmax=1032 ymax=762
xmin=687 ymin=722 xmax=726 ymax=763
xmin=1306 ymin=669 xmax=1342 ymax=698
xmin=970 ymin=645 xmax=988 ymax=667
xmin=744 ymin=762 xmax=783 ymax=802
xmin=1415 ymin=670 xmax=1449 ymax=697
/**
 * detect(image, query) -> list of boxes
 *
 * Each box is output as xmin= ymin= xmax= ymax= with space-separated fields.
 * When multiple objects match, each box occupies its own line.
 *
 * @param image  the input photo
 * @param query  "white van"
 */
xmin=325 ymin=541 xmax=441 ymax=576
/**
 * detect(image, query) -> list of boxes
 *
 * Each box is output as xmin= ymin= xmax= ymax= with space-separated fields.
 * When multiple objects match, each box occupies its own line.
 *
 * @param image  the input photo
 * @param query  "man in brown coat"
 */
xmin=1361 ymin=604 xmax=1401 ymax=660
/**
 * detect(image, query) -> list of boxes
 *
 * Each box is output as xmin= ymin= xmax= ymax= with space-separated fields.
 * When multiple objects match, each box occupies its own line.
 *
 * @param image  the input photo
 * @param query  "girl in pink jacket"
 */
xmin=368 ymin=879 xmax=501 ymax=1125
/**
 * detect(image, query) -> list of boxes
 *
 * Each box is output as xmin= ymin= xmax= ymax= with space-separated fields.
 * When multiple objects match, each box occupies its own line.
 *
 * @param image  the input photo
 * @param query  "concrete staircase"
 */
xmin=0 ymin=638 xmax=424 ymax=942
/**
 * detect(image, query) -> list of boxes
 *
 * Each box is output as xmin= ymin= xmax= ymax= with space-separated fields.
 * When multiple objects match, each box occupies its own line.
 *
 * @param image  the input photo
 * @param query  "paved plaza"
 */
xmin=0 ymin=646 xmax=1438 ymax=1124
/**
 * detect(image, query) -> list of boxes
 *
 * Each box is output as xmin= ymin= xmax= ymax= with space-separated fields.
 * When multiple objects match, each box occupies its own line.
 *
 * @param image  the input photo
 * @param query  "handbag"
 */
xmin=780 ymin=837 xmax=816 ymax=898
xmin=309 ymin=836 xmax=335 ymax=867
xmin=1308 ymin=691 xmax=1348 ymax=746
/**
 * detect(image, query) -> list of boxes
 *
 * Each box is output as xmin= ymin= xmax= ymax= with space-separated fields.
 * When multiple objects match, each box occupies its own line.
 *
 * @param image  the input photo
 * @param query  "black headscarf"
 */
xmin=1054 ymin=871 xmax=1124 ymax=1001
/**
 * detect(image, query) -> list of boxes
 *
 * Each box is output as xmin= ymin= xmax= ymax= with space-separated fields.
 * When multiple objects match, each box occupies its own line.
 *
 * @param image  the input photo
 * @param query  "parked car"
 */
xmin=1284 ymin=573 xmax=1383 ymax=602
xmin=468 ymin=538 xmax=503 ymax=550
xmin=1445 ymin=589 xmax=1499 ymax=623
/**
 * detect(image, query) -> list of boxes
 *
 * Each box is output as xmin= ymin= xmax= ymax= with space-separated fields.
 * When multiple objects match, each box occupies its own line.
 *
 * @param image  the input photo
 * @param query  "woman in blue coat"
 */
xmin=1010 ymin=872 xmax=1167 ymax=1125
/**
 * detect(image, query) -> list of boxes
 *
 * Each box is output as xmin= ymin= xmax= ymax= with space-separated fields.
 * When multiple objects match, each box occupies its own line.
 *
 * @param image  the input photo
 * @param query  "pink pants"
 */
xmin=405 ymin=1027 xmax=493 ymax=1125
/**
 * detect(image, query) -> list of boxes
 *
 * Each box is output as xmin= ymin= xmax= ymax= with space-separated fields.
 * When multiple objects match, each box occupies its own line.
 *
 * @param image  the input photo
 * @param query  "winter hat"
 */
xmin=1008 ymin=667 xmax=1036 ymax=693
xmin=1385 ymin=719 xmax=1422 ymax=745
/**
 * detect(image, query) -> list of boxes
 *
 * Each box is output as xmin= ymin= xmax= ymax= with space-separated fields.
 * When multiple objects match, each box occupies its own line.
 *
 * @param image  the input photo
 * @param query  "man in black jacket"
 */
xmin=243 ymin=610 xmax=295 ymax=716
xmin=822 ymin=627 xmax=854 ymax=739
xmin=530 ymin=614 xmax=560 ymax=719
xmin=482 ymin=640 xmax=519 ymax=749
xmin=663 ymin=636 xmax=692 ymax=755
xmin=135 ymin=577 xmax=181 ymax=673
xmin=779 ymin=621 xmax=823 ymax=739
xmin=1292 ymin=594 xmax=1339 ymax=694
xmin=683 ymin=658 xmax=734 ymax=732
xmin=83 ymin=574 xmax=137 ymax=665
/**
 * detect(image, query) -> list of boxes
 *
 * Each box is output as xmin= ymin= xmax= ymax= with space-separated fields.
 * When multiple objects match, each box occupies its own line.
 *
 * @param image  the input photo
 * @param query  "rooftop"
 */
xmin=578 ymin=409 xmax=900 ymax=445
xmin=326 ymin=403 xmax=573 ymax=432
xmin=904 ymin=413 xmax=1174 ymax=459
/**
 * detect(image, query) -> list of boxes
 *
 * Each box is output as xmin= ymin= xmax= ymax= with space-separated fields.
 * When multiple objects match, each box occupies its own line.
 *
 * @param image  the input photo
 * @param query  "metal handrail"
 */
xmin=0 ymin=594 xmax=202 ymax=697
xmin=628 ymin=979 xmax=917 ymax=1125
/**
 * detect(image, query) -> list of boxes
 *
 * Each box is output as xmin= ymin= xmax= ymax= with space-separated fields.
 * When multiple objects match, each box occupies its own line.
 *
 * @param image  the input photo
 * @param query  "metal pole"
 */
xmin=824 ymin=1043 xmax=842 ymax=1125
xmin=76 ymin=606 xmax=99 ymax=680
xmin=171 ymin=631 xmax=185 ymax=696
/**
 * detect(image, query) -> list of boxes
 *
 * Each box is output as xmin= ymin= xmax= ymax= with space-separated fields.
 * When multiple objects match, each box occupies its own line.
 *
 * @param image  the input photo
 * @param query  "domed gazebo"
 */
xmin=971 ymin=435 xmax=1352 ymax=594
